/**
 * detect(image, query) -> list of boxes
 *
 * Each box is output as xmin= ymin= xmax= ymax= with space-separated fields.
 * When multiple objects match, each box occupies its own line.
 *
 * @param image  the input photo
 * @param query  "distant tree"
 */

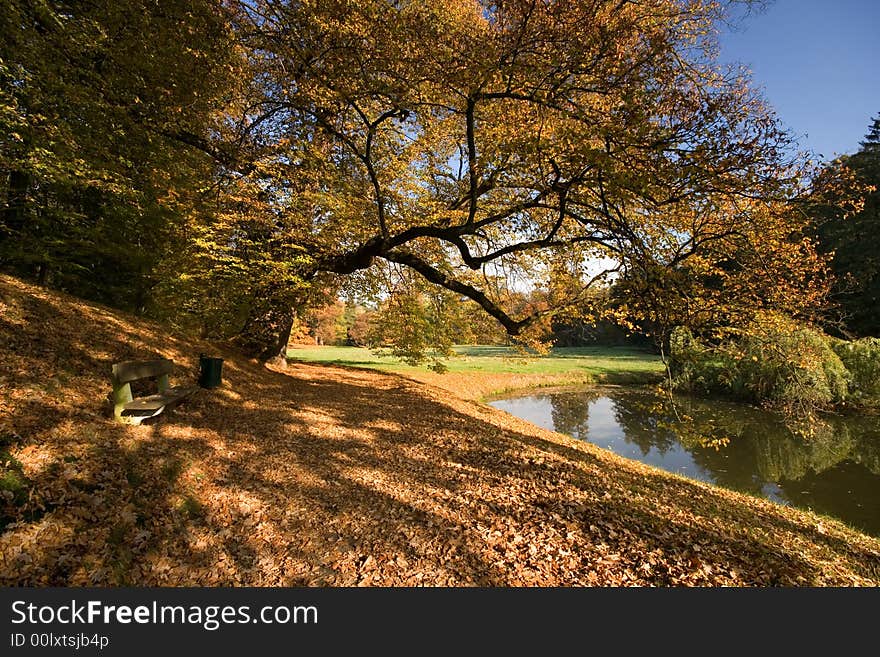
xmin=308 ymin=302 xmax=348 ymax=346
xmin=347 ymin=306 xmax=377 ymax=347
xmin=367 ymin=276 xmax=466 ymax=370
xmin=862 ymin=115 xmax=880 ymax=153
xmin=815 ymin=113 xmax=880 ymax=337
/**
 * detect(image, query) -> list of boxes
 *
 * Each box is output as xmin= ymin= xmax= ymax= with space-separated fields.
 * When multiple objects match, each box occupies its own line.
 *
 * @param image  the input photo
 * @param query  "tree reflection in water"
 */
xmin=547 ymin=391 xmax=599 ymax=441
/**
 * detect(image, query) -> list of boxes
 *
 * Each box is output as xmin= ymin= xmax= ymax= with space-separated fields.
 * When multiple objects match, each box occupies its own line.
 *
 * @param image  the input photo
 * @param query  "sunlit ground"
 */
xmin=288 ymin=344 xmax=664 ymax=377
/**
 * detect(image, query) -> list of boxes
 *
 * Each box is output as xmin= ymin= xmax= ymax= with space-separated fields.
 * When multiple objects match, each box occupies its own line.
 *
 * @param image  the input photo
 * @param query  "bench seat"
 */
xmin=121 ymin=386 xmax=198 ymax=416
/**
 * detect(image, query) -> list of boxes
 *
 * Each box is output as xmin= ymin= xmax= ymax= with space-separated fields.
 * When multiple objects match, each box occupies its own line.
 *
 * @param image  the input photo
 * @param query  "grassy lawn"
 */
xmin=287 ymin=344 xmax=664 ymax=399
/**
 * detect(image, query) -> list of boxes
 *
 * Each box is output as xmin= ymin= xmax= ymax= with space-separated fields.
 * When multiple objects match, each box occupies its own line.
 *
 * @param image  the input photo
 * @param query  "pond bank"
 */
xmin=399 ymin=369 xmax=662 ymax=403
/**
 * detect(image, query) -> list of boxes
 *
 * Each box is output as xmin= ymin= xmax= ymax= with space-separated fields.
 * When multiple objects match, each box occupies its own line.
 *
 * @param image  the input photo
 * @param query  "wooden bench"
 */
xmin=111 ymin=359 xmax=197 ymax=425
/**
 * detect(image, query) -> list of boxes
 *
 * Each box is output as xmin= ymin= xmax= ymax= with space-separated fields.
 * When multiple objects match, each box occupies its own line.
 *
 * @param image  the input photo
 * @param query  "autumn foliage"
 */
xmin=2 ymin=0 xmax=861 ymax=360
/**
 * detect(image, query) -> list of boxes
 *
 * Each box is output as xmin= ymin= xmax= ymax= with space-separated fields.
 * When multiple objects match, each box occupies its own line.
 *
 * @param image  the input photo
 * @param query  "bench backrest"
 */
xmin=112 ymin=359 xmax=173 ymax=384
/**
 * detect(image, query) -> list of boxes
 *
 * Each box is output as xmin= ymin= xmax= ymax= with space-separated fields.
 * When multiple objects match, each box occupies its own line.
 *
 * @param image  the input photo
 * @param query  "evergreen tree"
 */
xmin=859 ymin=114 xmax=880 ymax=152
xmin=817 ymin=113 xmax=880 ymax=336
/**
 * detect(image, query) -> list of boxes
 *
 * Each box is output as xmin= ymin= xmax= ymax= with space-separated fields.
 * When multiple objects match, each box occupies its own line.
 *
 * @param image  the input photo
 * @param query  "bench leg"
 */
xmin=112 ymin=382 xmax=133 ymax=423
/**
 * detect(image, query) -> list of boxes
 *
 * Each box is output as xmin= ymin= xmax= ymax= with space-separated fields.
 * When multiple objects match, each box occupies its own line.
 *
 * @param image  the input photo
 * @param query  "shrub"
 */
xmin=736 ymin=318 xmax=850 ymax=412
xmin=831 ymin=337 xmax=880 ymax=404
xmin=667 ymin=326 xmax=732 ymax=396
xmin=667 ymin=315 xmax=851 ymax=416
xmin=667 ymin=326 xmax=701 ymax=389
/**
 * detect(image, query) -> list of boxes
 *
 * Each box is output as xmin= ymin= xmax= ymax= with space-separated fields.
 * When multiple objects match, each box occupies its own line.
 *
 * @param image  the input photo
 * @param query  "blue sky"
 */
xmin=719 ymin=0 xmax=880 ymax=161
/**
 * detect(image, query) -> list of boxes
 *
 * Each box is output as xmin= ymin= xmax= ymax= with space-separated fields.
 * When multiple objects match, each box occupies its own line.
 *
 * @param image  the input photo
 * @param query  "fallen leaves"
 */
xmin=1 ymin=274 xmax=880 ymax=587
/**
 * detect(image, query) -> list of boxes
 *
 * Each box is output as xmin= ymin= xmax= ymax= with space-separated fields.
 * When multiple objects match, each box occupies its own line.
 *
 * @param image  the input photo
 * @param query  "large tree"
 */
xmin=185 ymin=0 xmax=836 ymax=359
xmin=3 ymin=1 xmax=848 ymax=360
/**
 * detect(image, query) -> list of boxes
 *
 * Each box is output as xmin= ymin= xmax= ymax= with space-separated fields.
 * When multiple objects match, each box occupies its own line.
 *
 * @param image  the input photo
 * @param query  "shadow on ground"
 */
xmin=2 ymin=275 xmax=879 ymax=586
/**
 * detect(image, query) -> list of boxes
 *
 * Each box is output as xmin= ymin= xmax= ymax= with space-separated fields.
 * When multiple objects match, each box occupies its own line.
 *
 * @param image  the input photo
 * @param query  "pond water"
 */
xmin=488 ymin=387 xmax=880 ymax=536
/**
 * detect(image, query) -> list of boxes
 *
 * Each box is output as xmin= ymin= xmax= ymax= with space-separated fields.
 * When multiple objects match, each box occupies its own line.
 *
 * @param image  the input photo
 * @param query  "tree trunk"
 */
xmin=236 ymin=300 xmax=295 ymax=363
xmin=0 ymin=170 xmax=31 ymax=263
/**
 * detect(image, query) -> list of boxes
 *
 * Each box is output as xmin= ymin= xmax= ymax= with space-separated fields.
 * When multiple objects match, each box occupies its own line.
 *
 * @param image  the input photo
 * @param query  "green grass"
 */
xmin=288 ymin=344 xmax=663 ymax=379
xmin=0 ymin=449 xmax=30 ymax=529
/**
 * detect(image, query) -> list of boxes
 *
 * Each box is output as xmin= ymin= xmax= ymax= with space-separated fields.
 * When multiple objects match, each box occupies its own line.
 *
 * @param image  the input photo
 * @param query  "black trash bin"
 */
xmin=198 ymin=354 xmax=223 ymax=389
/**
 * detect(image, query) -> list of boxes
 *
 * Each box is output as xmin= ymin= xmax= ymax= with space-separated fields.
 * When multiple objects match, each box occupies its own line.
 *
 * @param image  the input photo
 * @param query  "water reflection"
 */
xmin=489 ymin=388 xmax=880 ymax=536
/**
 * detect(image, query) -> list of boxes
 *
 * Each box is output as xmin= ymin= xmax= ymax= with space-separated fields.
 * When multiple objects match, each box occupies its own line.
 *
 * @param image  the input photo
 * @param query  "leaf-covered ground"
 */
xmin=1 ymin=275 xmax=879 ymax=586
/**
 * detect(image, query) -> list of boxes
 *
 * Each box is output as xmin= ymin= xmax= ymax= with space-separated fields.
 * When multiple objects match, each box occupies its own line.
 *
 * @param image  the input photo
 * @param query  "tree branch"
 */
xmin=383 ymin=249 xmax=538 ymax=336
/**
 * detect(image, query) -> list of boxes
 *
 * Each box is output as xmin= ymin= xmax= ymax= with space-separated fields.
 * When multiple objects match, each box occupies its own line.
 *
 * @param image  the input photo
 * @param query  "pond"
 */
xmin=488 ymin=387 xmax=880 ymax=536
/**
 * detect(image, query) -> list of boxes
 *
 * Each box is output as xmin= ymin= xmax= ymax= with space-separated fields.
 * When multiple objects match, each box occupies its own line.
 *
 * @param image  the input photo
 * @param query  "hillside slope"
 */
xmin=1 ymin=274 xmax=879 ymax=586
